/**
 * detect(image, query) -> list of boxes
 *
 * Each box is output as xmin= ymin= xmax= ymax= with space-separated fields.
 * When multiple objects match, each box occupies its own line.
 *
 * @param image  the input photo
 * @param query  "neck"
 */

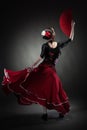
xmin=48 ymin=38 xmax=55 ymax=43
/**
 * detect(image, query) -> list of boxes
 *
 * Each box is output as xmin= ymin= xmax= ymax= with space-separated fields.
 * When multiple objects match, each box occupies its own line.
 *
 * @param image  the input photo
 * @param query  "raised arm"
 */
xmin=58 ymin=38 xmax=71 ymax=48
xmin=59 ymin=20 xmax=75 ymax=48
xmin=69 ymin=20 xmax=75 ymax=41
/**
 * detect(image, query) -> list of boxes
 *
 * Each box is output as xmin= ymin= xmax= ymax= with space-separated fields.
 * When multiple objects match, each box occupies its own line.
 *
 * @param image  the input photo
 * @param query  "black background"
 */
xmin=0 ymin=0 xmax=87 ymax=130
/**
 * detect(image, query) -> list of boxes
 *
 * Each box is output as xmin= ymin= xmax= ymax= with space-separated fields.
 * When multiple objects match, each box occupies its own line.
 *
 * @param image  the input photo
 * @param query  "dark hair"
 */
xmin=41 ymin=27 xmax=55 ymax=40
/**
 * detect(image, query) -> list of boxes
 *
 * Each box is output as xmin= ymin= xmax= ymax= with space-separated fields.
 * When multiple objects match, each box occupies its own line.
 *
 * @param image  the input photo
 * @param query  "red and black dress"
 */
xmin=2 ymin=38 xmax=71 ymax=115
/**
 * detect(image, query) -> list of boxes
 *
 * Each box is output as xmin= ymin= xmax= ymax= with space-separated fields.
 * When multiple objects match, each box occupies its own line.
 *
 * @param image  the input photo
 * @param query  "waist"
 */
xmin=43 ymin=59 xmax=55 ymax=66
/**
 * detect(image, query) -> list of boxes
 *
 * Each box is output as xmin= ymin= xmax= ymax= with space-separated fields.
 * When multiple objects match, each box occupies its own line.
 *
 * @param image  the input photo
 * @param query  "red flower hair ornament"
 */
xmin=41 ymin=28 xmax=55 ymax=40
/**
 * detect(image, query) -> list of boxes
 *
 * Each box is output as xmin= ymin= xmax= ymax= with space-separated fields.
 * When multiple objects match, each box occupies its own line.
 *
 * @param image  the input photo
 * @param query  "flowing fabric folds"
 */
xmin=2 ymin=61 xmax=70 ymax=114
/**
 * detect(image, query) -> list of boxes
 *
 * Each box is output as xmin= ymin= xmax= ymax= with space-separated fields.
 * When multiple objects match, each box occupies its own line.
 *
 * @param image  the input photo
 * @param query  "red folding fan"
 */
xmin=59 ymin=9 xmax=73 ymax=37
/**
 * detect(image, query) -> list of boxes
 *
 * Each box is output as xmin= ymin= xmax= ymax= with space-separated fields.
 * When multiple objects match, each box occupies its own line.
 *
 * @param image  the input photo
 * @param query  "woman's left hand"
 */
xmin=27 ymin=66 xmax=34 ymax=72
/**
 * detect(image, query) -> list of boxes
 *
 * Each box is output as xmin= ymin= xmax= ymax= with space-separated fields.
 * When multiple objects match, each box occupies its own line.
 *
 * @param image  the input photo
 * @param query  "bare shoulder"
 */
xmin=48 ymin=41 xmax=58 ymax=48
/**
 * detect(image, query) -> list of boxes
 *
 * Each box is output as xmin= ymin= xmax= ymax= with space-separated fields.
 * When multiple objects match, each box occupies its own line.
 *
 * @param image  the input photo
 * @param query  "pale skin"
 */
xmin=30 ymin=20 xmax=75 ymax=69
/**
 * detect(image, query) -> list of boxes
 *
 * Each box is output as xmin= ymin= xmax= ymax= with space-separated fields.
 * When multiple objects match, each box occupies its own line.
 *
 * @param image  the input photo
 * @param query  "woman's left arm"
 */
xmin=31 ymin=57 xmax=43 ymax=68
xmin=27 ymin=57 xmax=42 ymax=71
xmin=30 ymin=43 xmax=46 ymax=69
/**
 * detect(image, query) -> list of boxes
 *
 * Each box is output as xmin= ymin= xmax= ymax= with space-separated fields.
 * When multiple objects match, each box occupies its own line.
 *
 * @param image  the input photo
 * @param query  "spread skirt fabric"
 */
xmin=2 ymin=61 xmax=70 ymax=114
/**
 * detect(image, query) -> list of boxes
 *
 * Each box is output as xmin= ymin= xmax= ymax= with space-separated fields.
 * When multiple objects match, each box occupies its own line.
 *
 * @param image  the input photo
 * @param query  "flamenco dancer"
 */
xmin=2 ymin=15 xmax=75 ymax=120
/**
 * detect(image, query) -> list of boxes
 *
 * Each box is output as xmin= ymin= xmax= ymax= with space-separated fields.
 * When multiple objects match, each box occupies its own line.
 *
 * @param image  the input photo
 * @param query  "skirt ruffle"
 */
xmin=2 ymin=62 xmax=70 ymax=114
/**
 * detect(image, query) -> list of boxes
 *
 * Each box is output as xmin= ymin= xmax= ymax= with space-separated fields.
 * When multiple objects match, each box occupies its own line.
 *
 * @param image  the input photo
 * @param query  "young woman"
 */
xmin=2 ymin=21 xmax=75 ymax=121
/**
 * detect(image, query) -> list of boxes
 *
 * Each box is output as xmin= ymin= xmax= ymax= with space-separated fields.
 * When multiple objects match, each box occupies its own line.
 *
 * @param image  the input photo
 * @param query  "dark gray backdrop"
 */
xmin=0 ymin=0 xmax=87 ymax=130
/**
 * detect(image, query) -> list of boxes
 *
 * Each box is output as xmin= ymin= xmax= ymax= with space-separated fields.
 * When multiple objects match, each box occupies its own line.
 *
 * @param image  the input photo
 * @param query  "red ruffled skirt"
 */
xmin=2 ymin=61 xmax=70 ymax=114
